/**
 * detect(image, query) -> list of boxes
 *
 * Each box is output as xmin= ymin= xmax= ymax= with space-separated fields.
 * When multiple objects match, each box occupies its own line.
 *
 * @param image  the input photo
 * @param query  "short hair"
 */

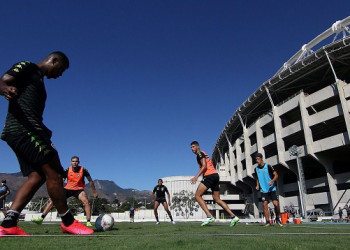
xmin=158 ymin=179 xmax=163 ymax=182
xmin=255 ymin=153 xmax=263 ymax=158
xmin=1 ymin=180 xmax=6 ymax=183
xmin=71 ymin=156 xmax=80 ymax=161
xmin=50 ymin=51 xmax=69 ymax=69
xmin=190 ymin=141 xmax=199 ymax=146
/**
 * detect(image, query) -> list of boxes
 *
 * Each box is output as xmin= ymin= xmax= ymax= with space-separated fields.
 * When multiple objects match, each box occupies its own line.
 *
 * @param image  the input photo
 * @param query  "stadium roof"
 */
xmin=212 ymin=16 xmax=350 ymax=161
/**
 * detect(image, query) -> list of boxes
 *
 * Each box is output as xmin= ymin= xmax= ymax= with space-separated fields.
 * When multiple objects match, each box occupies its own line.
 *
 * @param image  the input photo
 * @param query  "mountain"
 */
xmin=0 ymin=172 xmax=152 ymax=202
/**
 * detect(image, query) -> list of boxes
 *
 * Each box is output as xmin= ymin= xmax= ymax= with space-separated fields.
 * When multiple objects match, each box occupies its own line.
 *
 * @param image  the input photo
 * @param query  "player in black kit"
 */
xmin=152 ymin=179 xmax=175 ymax=225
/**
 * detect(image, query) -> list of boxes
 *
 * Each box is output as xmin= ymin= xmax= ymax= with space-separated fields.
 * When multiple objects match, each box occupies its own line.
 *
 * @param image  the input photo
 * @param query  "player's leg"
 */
xmin=31 ymin=198 xmax=54 ymax=224
xmin=212 ymin=191 xmax=233 ymax=216
xmin=263 ymin=200 xmax=270 ymax=226
xmin=162 ymin=201 xmax=175 ymax=223
xmin=212 ymin=191 xmax=239 ymax=226
xmin=154 ymin=201 xmax=160 ymax=224
xmin=78 ymin=190 xmax=92 ymax=226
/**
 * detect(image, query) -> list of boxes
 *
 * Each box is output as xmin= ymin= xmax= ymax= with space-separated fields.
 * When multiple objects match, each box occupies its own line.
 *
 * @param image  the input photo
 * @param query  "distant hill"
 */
xmin=0 ymin=172 xmax=152 ymax=202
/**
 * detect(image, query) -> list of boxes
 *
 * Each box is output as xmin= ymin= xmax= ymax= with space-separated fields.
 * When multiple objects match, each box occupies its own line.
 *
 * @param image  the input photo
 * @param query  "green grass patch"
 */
xmin=1 ymin=222 xmax=350 ymax=249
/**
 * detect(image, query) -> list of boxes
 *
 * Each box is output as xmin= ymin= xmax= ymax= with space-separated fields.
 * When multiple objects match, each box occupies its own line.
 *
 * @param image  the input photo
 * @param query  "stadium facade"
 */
xmin=209 ymin=16 xmax=350 ymax=219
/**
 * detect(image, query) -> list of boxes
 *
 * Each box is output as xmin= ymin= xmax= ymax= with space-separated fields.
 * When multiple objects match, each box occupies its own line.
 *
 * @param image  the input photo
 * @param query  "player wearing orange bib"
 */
xmin=32 ymin=156 xmax=98 ymax=226
xmin=190 ymin=141 xmax=239 ymax=227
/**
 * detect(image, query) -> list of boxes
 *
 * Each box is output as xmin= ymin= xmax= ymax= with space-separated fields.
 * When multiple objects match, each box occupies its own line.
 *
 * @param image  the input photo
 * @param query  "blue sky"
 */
xmin=0 ymin=1 xmax=349 ymax=191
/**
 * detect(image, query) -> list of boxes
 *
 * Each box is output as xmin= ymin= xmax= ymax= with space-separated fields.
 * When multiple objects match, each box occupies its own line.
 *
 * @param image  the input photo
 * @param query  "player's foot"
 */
xmin=230 ymin=216 xmax=240 ymax=227
xmin=156 ymin=221 xmax=160 ymax=225
xmin=86 ymin=221 xmax=92 ymax=227
xmin=263 ymin=223 xmax=271 ymax=227
xmin=171 ymin=221 xmax=176 ymax=225
xmin=0 ymin=226 xmax=29 ymax=236
xmin=31 ymin=217 xmax=44 ymax=225
xmin=275 ymin=219 xmax=283 ymax=227
xmin=61 ymin=220 xmax=94 ymax=235
xmin=201 ymin=217 xmax=215 ymax=226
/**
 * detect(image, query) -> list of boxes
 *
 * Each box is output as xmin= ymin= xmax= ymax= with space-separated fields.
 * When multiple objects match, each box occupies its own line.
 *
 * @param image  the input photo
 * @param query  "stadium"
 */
xmin=204 ymin=16 xmax=350 ymax=220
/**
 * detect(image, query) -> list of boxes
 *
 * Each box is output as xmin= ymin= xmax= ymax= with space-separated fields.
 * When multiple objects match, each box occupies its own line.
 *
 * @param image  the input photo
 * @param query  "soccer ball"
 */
xmin=95 ymin=213 xmax=114 ymax=231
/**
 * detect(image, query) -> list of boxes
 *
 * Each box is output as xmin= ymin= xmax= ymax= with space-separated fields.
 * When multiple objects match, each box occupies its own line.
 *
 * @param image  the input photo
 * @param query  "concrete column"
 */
xmin=336 ymin=79 xmax=350 ymax=135
xmin=315 ymin=155 xmax=339 ymax=212
xmin=243 ymin=127 xmax=254 ymax=178
xmin=299 ymin=92 xmax=314 ymax=155
xmin=272 ymin=106 xmax=287 ymax=166
xmin=235 ymin=138 xmax=243 ymax=181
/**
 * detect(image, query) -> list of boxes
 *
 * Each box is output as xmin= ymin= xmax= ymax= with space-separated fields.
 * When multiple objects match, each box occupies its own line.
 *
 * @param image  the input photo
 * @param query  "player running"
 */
xmin=0 ymin=52 xmax=93 ymax=235
xmin=152 ymin=179 xmax=175 ymax=225
xmin=32 ymin=156 xmax=98 ymax=226
xmin=190 ymin=141 xmax=239 ymax=227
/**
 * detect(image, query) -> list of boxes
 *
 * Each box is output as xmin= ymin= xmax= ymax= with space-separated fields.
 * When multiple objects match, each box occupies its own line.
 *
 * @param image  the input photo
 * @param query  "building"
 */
xmin=211 ymin=16 xmax=350 ymax=219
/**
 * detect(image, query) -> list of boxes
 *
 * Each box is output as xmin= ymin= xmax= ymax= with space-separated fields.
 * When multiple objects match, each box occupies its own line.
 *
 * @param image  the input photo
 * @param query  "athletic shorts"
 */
xmin=155 ymin=198 xmax=167 ymax=203
xmin=201 ymin=173 xmax=220 ymax=192
xmin=65 ymin=189 xmax=84 ymax=199
xmin=261 ymin=191 xmax=278 ymax=202
xmin=5 ymin=132 xmax=64 ymax=177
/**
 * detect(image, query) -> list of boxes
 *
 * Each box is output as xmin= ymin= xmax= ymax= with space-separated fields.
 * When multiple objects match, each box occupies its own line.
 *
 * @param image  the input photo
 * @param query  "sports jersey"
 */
xmin=1 ymin=61 xmax=52 ymax=141
xmin=255 ymin=163 xmax=276 ymax=193
xmin=196 ymin=151 xmax=217 ymax=176
xmin=153 ymin=185 xmax=168 ymax=199
xmin=0 ymin=184 xmax=9 ymax=196
xmin=64 ymin=166 xmax=91 ymax=191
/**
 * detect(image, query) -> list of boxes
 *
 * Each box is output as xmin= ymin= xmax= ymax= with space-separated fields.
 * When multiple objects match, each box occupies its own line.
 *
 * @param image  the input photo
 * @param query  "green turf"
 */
xmin=1 ymin=222 xmax=350 ymax=249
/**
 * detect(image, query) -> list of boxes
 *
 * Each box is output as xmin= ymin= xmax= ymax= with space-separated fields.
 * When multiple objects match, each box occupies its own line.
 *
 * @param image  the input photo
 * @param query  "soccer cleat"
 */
xmin=0 ymin=226 xmax=29 ymax=236
xmin=171 ymin=221 xmax=176 ymax=225
xmin=230 ymin=216 xmax=240 ymax=227
xmin=31 ymin=217 xmax=44 ymax=225
xmin=61 ymin=220 xmax=94 ymax=235
xmin=156 ymin=221 xmax=160 ymax=225
xmin=201 ymin=217 xmax=215 ymax=226
xmin=86 ymin=221 xmax=92 ymax=227
xmin=275 ymin=219 xmax=283 ymax=227
xmin=263 ymin=223 xmax=271 ymax=227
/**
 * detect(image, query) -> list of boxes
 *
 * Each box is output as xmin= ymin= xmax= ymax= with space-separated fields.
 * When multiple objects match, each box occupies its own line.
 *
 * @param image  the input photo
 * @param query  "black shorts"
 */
xmin=201 ymin=173 xmax=220 ymax=192
xmin=155 ymin=198 xmax=167 ymax=203
xmin=65 ymin=189 xmax=84 ymax=199
xmin=5 ymin=132 xmax=64 ymax=177
xmin=261 ymin=191 xmax=278 ymax=202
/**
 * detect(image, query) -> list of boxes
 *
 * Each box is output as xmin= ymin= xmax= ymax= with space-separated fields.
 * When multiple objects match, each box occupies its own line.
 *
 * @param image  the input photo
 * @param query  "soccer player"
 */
xmin=190 ymin=141 xmax=239 ymax=227
xmin=152 ymin=179 xmax=175 ymax=225
xmin=0 ymin=52 xmax=93 ymax=235
xmin=129 ymin=207 xmax=135 ymax=223
xmin=255 ymin=153 xmax=283 ymax=227
xmin=32 ymin=156 xmax=98 ymax=226
xmin=0 ymin=180 xmax=10 ymax=215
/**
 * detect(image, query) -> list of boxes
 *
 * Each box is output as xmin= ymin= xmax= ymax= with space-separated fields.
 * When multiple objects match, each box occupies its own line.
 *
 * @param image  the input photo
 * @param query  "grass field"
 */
xmin=1 ymin=221 xmax=350 ymax=249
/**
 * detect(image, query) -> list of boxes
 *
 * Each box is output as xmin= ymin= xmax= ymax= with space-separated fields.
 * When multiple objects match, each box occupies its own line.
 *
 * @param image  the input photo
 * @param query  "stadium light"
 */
xmin=289 ymin=145 xmax=307 ymax=219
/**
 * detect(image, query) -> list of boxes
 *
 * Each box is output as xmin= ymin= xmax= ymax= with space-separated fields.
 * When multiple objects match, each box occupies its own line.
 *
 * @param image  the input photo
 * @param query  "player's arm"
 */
xmin=254 ymin=169 xmax=260 ymax=190
xmin=190 ymin=158 xmax=207 ymax=184
xmin=152 ymin=187 xmax=156 ymax=202
xmin=86 ymin=175 xmax=98 ymax=198
xmin=166 ymin=190 xmax=171 ymax=206
xmin=0 ymin=74 xmax=18 ymax=100
xmin=268 ymin=165 xmax=278 ymax=186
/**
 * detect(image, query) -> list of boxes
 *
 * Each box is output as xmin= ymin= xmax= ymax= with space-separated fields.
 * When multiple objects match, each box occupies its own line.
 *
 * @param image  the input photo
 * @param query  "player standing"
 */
xmin=190 ymin=141 xmax=239 ymax=227
xmin=32 ymin=156 xmax=98 ymax=226
xmin=152 ymin=179 xmax=175 ymax=225
xmin=0 ymin=52 xmax=93 ymax=235
xmin=0 ymin=180 xmax=10 ymax=215
xmin=255 ymin=153 xmax=283 ymax=227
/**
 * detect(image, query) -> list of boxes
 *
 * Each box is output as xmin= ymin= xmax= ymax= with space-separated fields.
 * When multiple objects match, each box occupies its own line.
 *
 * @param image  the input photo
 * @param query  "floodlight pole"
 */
xmin=289 ymin=145 xmax=307 ymax=218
